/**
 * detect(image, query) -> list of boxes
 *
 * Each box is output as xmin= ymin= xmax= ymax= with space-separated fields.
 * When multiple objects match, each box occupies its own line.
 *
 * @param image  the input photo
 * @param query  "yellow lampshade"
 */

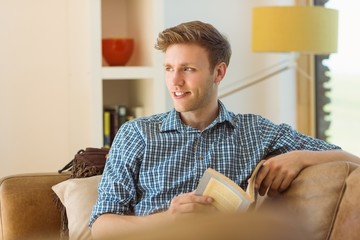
xmin=252 ymin=6 xmax=338 ymax=54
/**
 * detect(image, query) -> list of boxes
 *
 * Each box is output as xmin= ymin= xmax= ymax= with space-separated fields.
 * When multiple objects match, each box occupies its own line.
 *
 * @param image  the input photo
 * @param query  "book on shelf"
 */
xmin=103 ymin=105 xmax=128 ymax=147
xmin=103 ymin=105 xmax=144 ymax=147
xmin=103 ymin=111 xmax=111 ymax=148
xmin=195 ymin=160 xmax=266 ymax=212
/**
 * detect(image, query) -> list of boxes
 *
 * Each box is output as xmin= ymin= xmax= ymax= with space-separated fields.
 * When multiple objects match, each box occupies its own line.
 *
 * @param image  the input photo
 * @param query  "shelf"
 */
xmin=97 ymin=0 xmax=166 ymax=147
xmin=101 ymin=66 xmax=156 ymax=80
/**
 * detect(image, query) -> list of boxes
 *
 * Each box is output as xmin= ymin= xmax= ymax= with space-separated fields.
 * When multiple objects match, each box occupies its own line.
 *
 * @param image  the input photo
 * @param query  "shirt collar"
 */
xmin=160 ymin=100 xmax=235 ymax=132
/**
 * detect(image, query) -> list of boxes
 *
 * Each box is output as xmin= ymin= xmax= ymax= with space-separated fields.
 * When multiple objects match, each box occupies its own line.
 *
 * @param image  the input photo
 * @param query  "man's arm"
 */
xmin=91 ymin=192 xmax=214 ymax=240
xmin=256 ymin=149 xmax=360 ymax=197
xmin=91 ymin=213 xmax=166 ymax=240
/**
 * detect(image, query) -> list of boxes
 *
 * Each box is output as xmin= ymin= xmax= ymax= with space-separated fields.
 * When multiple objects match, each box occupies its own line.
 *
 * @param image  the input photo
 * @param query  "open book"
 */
xmin=195 ymin=160 xmax=266 ymax=212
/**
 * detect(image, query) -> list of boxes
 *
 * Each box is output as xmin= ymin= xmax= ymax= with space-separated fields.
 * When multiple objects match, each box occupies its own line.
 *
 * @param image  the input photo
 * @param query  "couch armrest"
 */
xmin=0 ymin=172 xmax=70 ymax=240
xmin=260 ymin=161 xmax=360 ymax=240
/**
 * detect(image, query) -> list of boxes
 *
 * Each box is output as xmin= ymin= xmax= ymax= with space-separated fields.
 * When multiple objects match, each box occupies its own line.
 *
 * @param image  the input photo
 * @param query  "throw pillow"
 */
xmin=56 ymin=147 xmax=108 ymax=238
xmin=52 ymin=175 xmax=101 ymax=240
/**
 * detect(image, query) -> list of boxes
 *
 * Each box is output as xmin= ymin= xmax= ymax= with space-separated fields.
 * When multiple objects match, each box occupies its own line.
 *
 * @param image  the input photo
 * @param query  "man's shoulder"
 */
xmin=230 ymin=112 xmax=283 ymax=132
xmin=126 ymin=111 xmax=170 ymax=128
xmin=231 ymin=113 xmax=264 ymax=125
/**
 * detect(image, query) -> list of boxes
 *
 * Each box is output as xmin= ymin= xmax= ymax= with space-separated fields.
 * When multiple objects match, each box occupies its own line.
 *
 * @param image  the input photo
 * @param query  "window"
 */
xmin=316 ymin=0 xmax=360 ymax=156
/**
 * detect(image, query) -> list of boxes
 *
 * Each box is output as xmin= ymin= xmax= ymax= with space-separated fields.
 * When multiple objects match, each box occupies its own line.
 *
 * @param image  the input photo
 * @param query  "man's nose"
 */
xmin=170 ymin=70 xmax=185 ymax=86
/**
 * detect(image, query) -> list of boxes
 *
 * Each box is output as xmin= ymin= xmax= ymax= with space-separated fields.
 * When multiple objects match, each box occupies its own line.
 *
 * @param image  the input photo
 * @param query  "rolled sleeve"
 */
xmin=258 ymin=116 xmax=340 ymax=154
xmin=89 ymin=122 xmax=144 ymax=226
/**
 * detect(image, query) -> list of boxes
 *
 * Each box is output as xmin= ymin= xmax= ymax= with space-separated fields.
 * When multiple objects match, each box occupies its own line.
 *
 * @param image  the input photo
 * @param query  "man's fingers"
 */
xmin=267 ymin=174 xmax=284 ymax=197
xmin=256 ymin=164 xmax=271 ymax=196
xmin=278 ymin=170 xmax=297 ymax=192
xmin=172 ymin=192 xmax=207 ymax=203
xmin=168 ymin=192 xmax=214 ymax=215
xmin=258 ymin=163 xmax=299 ymax=197
xmin=192 ymin=193 xmax=213 ymax=203
xmin=180 ymin=202 xmax=217 ymax=213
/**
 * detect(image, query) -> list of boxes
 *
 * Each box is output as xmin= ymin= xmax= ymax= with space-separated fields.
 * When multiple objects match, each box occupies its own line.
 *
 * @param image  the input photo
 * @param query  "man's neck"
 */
xmin=179 ymin=104 xmax=219 ymax=131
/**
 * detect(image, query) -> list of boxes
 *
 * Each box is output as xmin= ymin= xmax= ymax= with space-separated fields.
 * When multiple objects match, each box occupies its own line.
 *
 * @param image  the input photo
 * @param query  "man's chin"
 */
xmin=172 ymin=100 xmax=197 ymax=113
xmin=173 ymin=105 xmax=190 ymax=113
xmin=174 ymin=107 xmax=186 ymax=113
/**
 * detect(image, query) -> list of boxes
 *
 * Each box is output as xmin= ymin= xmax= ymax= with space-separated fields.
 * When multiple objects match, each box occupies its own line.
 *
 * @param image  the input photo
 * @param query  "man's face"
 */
xmin=164 ymin=43 xmax=219 ymax=114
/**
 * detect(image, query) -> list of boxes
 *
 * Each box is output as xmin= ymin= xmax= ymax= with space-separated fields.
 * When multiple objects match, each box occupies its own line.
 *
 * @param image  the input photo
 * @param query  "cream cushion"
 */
xmin=52 ymin=175 xmax=101 ymax=240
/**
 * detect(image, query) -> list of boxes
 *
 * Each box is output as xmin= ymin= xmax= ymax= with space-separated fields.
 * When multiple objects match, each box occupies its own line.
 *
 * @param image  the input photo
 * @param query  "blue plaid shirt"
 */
xmin=89 ymin=101 xmax=339 ymax=225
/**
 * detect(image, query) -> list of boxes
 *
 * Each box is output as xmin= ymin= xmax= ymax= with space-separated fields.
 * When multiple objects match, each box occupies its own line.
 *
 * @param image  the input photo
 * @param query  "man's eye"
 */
xmin=184 ymin=67 xmax=194 ymax=72
xmin=165 ymin=67 xmax=173 ymax=72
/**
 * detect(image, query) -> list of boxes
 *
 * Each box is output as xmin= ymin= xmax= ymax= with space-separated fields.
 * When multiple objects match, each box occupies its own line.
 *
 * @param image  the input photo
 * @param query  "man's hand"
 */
xmin=166 ymin=191 xmax=215 ymax=219
xmin=255 ymin=151 xmax=306 ymax=197
xmin=255 ymin=149 xmax=360 ymax=197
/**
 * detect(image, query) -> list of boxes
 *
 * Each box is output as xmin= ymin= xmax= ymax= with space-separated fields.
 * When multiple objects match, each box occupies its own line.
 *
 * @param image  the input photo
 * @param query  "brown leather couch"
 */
xmin=1 ymin=161 xmax=360 ymax=240
xmin=0 ymin=173 xmax=70 ymax=240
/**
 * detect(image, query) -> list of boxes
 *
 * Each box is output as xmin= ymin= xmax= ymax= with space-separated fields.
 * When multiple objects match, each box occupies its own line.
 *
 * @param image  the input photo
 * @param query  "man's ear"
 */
xmin=214 ymin=62 xmax=227 ymax=84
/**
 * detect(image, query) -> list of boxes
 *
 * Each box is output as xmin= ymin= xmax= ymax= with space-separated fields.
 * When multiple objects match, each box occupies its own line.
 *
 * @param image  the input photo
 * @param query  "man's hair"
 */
xmin=155 ymin=20 xmax=231 ymax=70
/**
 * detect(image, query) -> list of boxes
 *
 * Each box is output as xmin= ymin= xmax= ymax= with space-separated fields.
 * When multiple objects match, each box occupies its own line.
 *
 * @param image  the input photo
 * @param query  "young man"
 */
xmin=90 ymin=21 xmax=360 ymax=239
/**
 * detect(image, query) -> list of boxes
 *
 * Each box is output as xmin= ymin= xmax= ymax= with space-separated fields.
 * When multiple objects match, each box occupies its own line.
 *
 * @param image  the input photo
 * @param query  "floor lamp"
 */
xmin=219 ymin=6 xmax=338 ymax=99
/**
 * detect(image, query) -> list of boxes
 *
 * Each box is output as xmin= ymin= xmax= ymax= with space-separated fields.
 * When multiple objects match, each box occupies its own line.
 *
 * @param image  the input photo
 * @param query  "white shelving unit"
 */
xmin=92 ymin=0 xmax=166 ymax=146
xmin=102 ymin=67 xmax=155 ymax=80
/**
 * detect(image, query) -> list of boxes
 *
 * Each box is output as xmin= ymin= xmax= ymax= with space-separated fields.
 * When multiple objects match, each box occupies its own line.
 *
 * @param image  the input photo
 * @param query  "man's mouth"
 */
xmin=174 ymin=91 xmax=186 ymax=97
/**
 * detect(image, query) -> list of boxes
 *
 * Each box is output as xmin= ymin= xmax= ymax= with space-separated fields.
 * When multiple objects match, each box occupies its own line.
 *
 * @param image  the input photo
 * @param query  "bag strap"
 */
xmin=57 ymin=149 xmax=85 ymax=173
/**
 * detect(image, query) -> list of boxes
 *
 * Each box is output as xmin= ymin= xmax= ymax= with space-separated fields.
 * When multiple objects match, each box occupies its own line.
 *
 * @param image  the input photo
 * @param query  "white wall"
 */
xmin=0 ymin=0 xmax=297 ymax=178
xmin=0 ymin=0 xmax=97 ymax=178
xmin=0 ymin=0 xmax=71 ymax=177
xmin=164 ymin=0 xmax=296 ymax=126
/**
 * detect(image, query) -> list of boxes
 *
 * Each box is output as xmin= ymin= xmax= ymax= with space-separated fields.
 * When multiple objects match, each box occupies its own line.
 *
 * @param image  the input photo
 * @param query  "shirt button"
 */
xmin=199 ymin=156 xmax=203 ymax=160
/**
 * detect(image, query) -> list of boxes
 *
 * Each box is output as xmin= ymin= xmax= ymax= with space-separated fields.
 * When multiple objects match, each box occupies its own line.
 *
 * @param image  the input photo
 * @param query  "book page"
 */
xmin=203 ymin=178 xmax=245 ymax=212
xmin=246 ymin=160 xmax=266 ymax=200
